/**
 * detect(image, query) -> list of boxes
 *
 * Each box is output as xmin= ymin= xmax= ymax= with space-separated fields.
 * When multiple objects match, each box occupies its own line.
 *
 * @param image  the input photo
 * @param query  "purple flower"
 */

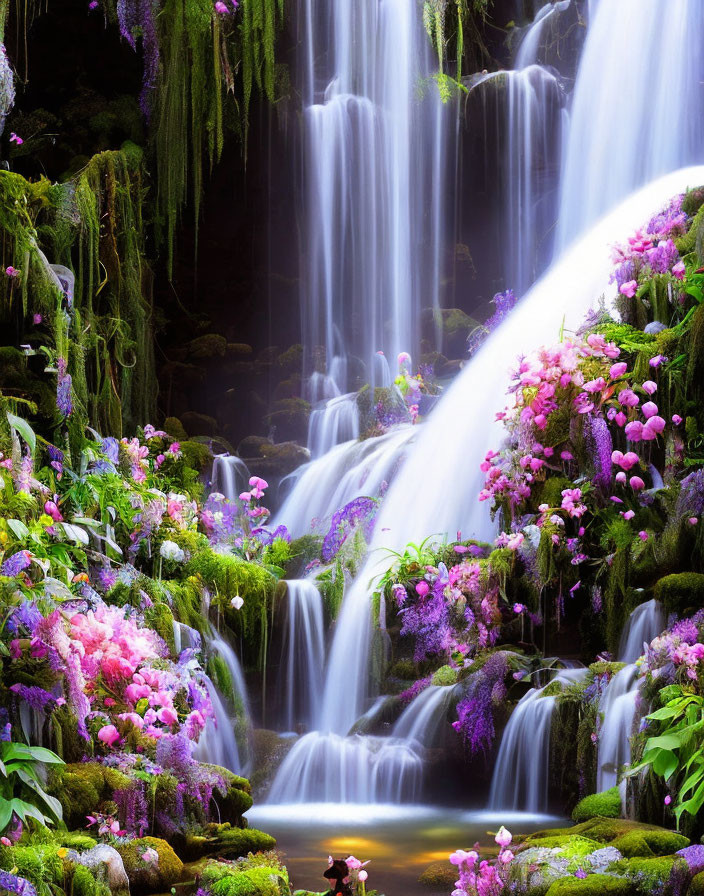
xmin=321 ymin=497 xmax=378 ymax=562
xmin=9 ymin=684 xmax=57 ymax=712
xmin=1 ymin=551 xmax=31 ymax=577
xmin=0 ymin=871 xmax=37 ymax=896
xmin=56 ymin=357 xmax=72 ymax=418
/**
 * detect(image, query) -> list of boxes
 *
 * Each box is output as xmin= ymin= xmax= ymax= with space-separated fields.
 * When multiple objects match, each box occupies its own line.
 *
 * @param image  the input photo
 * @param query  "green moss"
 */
xmin=143 ymin=601 xmax=175 ymax=652
xmin=522 ymin=835 xmax=603 ymax=863
xmin=654 ymin=572 xmax=704 ymax=615
xmin=431 ymin=664 xmax=458 ymax=686
xmin=0 ymin=844 xmax=64 ymax=896
xmin=116 ymin=836 xmax=184 ymax=892
xmin=49 ymin=763 xmax=132 ymax=829
xmin=186 ymin=826 xmax=276 ymax=860
xmin=210 ymin=866 xmax=289 ymax=896
xmin=690 ymin=871 xmax=704 ymax=895
xmin=609 ymin=856 xmax=684 ymax=891
xmin=418 ymin=862 xmax=458 ymax=888
xmin=58 ymin=832 xmax=98 ymax=851
xmin=545 ymin=877 xmax=632 ymax=896
xmin=71 ymin=864 xmax=110 ymax=896
xmin=180 ymin=439 xmax=214 ymax=471
xmin=611 ymin=828 xmax=688 ymax=858
xmin=572 ymin=788 xmax=621 ymax=823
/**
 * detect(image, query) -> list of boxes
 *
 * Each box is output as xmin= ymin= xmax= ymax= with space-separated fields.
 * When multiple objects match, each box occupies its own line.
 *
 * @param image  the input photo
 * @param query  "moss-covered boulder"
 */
xmin=70 ymin=862 xmax=111 ymax=896
xmin=164 ymin=415 xmax=189 ymax=440
xmin=610 ymin=828 xmax=689 ymax=858
xmin=690 ymin=870 xmax=704 ymax=895
xmin=187 ymin=333 xmax=228 ymax=359
xmin=654 ymin=573 xmax=704 ymax=615
xmin=608 ymin=855 xmax=686 ymax=893
xmin=49 ymin=763 xmax=133 ymax=829
xmin=74 ymin=844 xmax=130 ymax=896
xmin=116 ymin=836 xmax=184 ymax=893
xmin=182 ymin=825 xmax=276 ymax=861
xmin=265 ymin=398 xmax=310 ymax=443
xmin=545 ymin=876 xmax=632 ymax=896
xmin=201 ymin=854 xmax=289 ymax=896
xmin=181 ymin=411 xmax=219 ymax=437
xmin=418 ymin=861 xmax=458 ymax=888
xmin=530 ymin=817 xmax=684 ymax=846
xmin=572 ymin=788 xmax=621 ymax=823
xmin=248 ymin=441 xmax=310 ymax=479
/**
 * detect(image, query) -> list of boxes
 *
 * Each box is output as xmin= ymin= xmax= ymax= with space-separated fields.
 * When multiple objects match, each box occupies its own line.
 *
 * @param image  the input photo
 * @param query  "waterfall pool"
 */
xmin=248 ymin=806 xmax=564 ymax=895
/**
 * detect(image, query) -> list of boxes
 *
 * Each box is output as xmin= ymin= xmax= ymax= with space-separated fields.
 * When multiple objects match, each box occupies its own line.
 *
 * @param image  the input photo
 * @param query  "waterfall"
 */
xmin=211 ymin=455 xmax=250 ymax=502
xmin=392 ymin=685 xmax=460 ymax=749
xmin=274 ymin=426 xmax=415 ymax=537
xmin=299 ymin=0 xmax=447 ymax=391
xmin=307 ymin=394 xmax=360 ymax=459
xmin=618 ymin=599 xmax=666 ymax=664
xmin=596 ymin=664 xmax=640 ymax=793
xmin=173 ymin=621 xmax=202 ymax=655
xmin=192 ymin=630 xmax=252 ymax=774
xmin=488 ymin=668 xmax=587 ymax=813
xmin=267 ymin=731 xmax=423 ymax=804
xmin=556 ymin=0 xmax=704 ymax=250
xmin=275 ymin=580 xmax=325 ymax=732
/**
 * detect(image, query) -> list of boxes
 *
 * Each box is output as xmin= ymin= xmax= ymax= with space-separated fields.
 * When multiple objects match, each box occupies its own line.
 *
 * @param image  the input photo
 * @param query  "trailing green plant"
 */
xmin=0 ymin=740 xmax=64 ymax=831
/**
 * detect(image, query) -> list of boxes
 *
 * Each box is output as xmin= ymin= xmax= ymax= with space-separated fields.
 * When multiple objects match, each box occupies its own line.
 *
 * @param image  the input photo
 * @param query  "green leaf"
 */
xmin=0 ymin=798 xmax=13 ymax=833
xmin=653 ymin=749 xmax=679 ymax=780
xmin=6 ymin=413 xmax=36 ymax=455
xmin=6 ymin=519 xmax=29 ymax=541
xmin=645 ymin=734 xmax=684 ymax=752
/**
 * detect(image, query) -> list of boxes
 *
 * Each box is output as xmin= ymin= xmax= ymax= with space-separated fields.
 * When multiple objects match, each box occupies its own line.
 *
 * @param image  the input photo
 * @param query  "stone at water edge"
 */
xmin=74 ymin=844 xmax=130 ymax=896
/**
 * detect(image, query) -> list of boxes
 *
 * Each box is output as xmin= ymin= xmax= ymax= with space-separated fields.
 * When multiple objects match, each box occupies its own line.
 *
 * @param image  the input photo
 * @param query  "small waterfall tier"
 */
xmin=618 ymin=599 xmax=666 ymax=664
xmin=489 ymin=669 xmax=587 ymax=813
xmin=275 ymin=426 xmax=415 ymax=538
xmin=211 ymin=455 xmax=251 ymax=502
xmin=266 ymin=731 xmax=423 ymax=804
xmin=307 ymin=393 xmax=360 ymax=459
xmin=275 ymin=579 xmax=325 ymax=732
xmin=596 ymin=664 xmax=640 ymax=793
xmin=392 ymin=685 xmax=461 ymax=749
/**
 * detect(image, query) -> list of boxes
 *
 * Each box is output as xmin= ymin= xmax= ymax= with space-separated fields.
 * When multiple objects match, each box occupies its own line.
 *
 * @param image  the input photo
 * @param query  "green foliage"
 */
xmin=117 ymin=836 xmax=184 ymax=890
xmin=0 ymin=842 xmax=64 ymax=896
xmin=654 ymin=572 xmax=704 ymax=615
xmin=431 ymin=664 xmax=458 ymax=686
xmin=240 ymin=0 xmax=285 ymax=140
xmin=202 ymin=852 xmax=289 ymax=896
xmin=49 ymin=763 xmax=132 ymax=830
xmin=545 ymin=877 xmax=632 ymax=896
xmin=0 ymin=741 xmax=64 ymax=832
xmin=627 ymin=687 xmax=704 ymax=826
xmin=610 ymin=828 xmax=688 ymax=858
xmin=571 ymin=788 xmax=621 ymax=823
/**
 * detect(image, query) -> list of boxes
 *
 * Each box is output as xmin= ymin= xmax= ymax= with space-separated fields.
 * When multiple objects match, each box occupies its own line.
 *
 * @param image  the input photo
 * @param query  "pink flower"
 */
xmin=214 ymin=0 xmax=229 ymax=11
xmin=672 ymin=414 xmax=683 ymax=425
xmin=499 ymin=850 xmax=514 ymax=864
xmin=665 ymin=795 xmax=672 ymax=806
xmin=690 ymin=518 xmax=699 ymax=526
xmin=495 ymin=826 xmax=512 ymax=848
xmin=625 ymin=420 xmax=643 ymax=441
xmin=642 ymin=401 xmax=658 ymax=418
xmin=615 ymin=471 xmax=626 ymax=484
xmin=642 ymin=416 xmax=665 ymax=440
xmin=97 ymin=724 xmax=121 ymax=747
xmin=619 ymin=280 xmax=638 ymax=297
xmin=358 ymin=871 xmax=368 ymax=883
xmin=621 ymin=451 xmax=640 ymax=470
xmin=416 ymin=581 xmax=430 ymax=597
xmin=610 ymin=362 xmax=628 ymax=378
xmin=614 ymin=411 xmax=627 ymax=427
xmin=157 ymin=706 xmax=179 ymax=726
xmin=672 ymin=260 xmax=686 ymax=280
xmin=618 ymin=388 xmax=639 ymax=407
xmin=0 ymin=837 xmax=11 ymax=847
xmin=33 ymin=313 xmax=42 ymax=325
xmin=630 ymin=476 xmax=645 ymax=491
xmin=8 ymin=133 xmax=23 ymax=146
xmin=621 ymin=510 xmax=635 ymax=521
xmin=4 ymin=266 xmax=19 ymax=278
xmin=638 ymin=531 xmax=649 ymax=541
xmin=650 ymin=355 xmax=666 ymax=368
xmin=642 ymin=380 xmax=657 ymax=395
xmin=43 ymin=500 xmax=63 ymax=522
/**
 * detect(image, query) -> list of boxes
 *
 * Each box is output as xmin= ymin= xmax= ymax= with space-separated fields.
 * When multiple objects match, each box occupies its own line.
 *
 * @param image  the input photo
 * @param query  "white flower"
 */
xmin=160 ymin=540 xmax=185 ymax=562
xmin=231 ymin=594 xmax=244 ymax=610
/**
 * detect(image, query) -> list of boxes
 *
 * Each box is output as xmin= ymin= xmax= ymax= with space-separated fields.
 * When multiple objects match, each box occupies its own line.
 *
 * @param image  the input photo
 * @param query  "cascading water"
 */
xmin=489 ymin=669 xmax=587 ymax=813
xmin=596 ymin=664 xmax=640 ymax=793
xmin=299 ymin=0 xmax=447 ymax=392
xmin=392 ymin=685 xmax=461 ymax=749
xmin=307 ymin=394 xmax=360 ymax=459
xmin=556 ymin=0 xmax=704 ymax=250
xmin=618 ymin=599 xmax=666 ymax=665
xmin=211 ymin=455 xmax=251 ymax=503
xmin=274 ymin=580 xmax=325 ymax=732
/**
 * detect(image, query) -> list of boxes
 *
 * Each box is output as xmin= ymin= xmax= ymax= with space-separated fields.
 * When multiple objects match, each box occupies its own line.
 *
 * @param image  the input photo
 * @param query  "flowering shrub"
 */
xmin=449 ymin=826 xmax=514 ymax=896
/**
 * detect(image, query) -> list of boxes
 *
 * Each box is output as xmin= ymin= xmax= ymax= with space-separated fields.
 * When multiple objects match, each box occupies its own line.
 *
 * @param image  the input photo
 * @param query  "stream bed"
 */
xmin=248 ymin=806 xmax=565 ymax=896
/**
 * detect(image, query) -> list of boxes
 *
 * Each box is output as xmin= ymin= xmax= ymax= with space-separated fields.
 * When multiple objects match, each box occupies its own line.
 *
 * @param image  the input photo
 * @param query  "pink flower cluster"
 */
xmin=611 ymin=225 xmax=685 ymax=296
xmin=450 ymin=826 xmax=514 ymax=896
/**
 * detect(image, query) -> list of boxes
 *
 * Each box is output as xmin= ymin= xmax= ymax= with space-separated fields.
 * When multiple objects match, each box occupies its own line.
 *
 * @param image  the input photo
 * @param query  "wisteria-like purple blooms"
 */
xmin=585 ymin=414 xmax=613 ymax=490
xmin=9 ymin=684 xmax=57 ymax=712
xmin=0 ymin=871 xmax=37 ymax=896
xmin=321 ymin=496 xmax=379 ymax=562
xmin=47 ymin=444 xmax=64 ymax=477
xmin=1 ymin=550 xmax=31 ymax=577
xmin=56 ymin=357 xmax=72 ymax=418
xmin=467 ymin=289 xmax=518 ymax=356
xmin=453 ymin=652 xmax=509 ymax=754
xmin=647 ymin=195 xmax=687 ymax=238
xmin=117 ymin=0 xmax=160 ymax=116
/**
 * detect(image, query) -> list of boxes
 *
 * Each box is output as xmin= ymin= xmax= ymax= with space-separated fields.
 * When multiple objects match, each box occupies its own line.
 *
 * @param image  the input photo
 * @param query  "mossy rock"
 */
xmin=70 ymin=863 xmax=110 ymax=896
xmin=183 ymin=825 xmax=276 ymax=861
xmin=654 ymin=573 xmax=704 ymax=615
xmin=249 ymin=441 xmax=310 ymax=479
xmin=265 ymin=399 xmax=310 ymax=443
xmin=683 ymin=187 xmax=704 ymax=217
xmin=277 ymin=344 xmax=303 ymax=375
xmin=690 ymin=870 xmax=704 ymax=895
xmin=545 ymin=876 xmax=632 ymax=896
xmin=431 ymin=664 xmax=458 ymax=686
xmin=203 ymin=765 xmax=253 ymax=822
xmin=521 ymin=835 xmax=604 ymax=860
xmin=188 ymin=334 xmax=228 ymax=359
xmin=227 ymin=343 xmax=254 ymax=358
xmin=180 ymin=439 xmax=213 ymax=471
xmin=418 ymin=861 xmax=458 ymax=888
xmin=59 ymin=832 xmax=98 ymax=851
xmin=609 ymin=855 xmax=685 ymax=892
xmin=49 ymin=763 xmax=133 ymax=829
xmin=238 ymin=435 xmax=273 ymax=457
xmin=389 ymin=659 xmax=420 ymax=680
xmin=209 ymin=866 xmax=289 ymax=896
xmin=144 ymin=602 xmax=175 ymax=652
xmin=572 ymin=788 xmax=621 ymax=823
xmin=530 ymin=818 xmax=676 ymax=845
xmin=0 ymin=843 xmax=64 ymax=894
xmin=181 ymin=412 xmax=219 ymax=438
xmin=164 ymin=416 xmax=189 ymax=441
xmin=424 ymin=307 xmax=480 ymax=357
xmin=610 ymin=828 xmax=688 ymax=858
xmin=116 ymin=837 xmax=184 ymax=893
